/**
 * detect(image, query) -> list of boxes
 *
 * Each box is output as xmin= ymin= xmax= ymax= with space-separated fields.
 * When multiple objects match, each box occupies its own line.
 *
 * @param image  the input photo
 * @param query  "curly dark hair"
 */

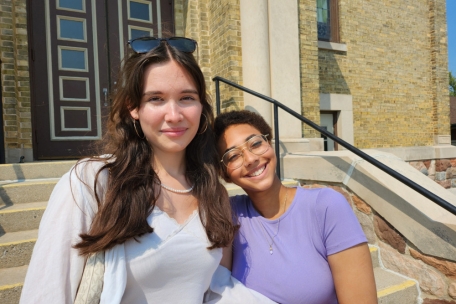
xmin=74 ymin=41 xmax=237 ymax=255
xmin=214 ymin=110 xmax=272 ymax=143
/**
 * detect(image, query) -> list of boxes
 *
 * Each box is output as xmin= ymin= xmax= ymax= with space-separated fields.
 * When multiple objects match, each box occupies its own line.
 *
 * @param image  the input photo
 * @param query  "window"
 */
xmin=317 ymin=0 xmax=339 ymax=42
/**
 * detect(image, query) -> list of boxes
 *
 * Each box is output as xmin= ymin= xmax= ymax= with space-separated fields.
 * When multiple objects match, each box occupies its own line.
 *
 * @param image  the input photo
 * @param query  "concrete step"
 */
xmin=0 ymin=265 xmax=26 ymax=304
xmin=375 ymin=267 xmax=418 ymax=303
xmin=0 ymin=179 xmax=58 ymax=206
xmin=369 ymin=244 xmax=418 ymax=302
xmin=370 ymin=245 xmax=380 ymax=268
xmin=0 ymin=202 xmax=47 ymax=233
xmin=0 ymin=161 xmax=75 ymax=182
xmin=0 ymin=229 xmax=37 ymax=269
xmin=0 ymin=250 xmax=419 ymax=304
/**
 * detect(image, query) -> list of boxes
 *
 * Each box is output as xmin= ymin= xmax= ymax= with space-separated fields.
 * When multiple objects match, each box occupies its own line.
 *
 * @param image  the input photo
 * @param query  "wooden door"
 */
xmin=29 ymin=0 xmax=173 ymax=159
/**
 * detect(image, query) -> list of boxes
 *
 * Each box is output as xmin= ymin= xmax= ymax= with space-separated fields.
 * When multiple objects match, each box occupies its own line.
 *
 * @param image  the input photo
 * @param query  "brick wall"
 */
xmin=318 ymin=0 xmax=450 ymax=148
xmin=208 ymin=0 xmax=243 ymax=111
xmin=181 ymin=0 xmax=243 ymax=112
xmin=174 ymin=0 xmax=185 ymax=36
xmin=0 ymin=0 xmax=32 ymax=162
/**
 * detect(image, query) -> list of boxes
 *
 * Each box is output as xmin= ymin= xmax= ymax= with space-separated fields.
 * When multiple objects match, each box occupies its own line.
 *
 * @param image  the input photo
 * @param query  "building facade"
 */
xmin=0 ymin=0 xmax=452 ymax=163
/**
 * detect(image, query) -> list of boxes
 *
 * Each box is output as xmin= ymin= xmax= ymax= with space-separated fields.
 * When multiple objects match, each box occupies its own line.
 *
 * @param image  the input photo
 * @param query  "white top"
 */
xmin=20 ymin=160 xmax=274 ymax=304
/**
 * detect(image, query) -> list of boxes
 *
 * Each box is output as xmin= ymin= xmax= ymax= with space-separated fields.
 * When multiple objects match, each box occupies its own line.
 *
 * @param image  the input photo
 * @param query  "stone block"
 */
xmin=379 ymin=242 xmax=446 ymax=297
xmin=436 ymin=159 xmax=452 ymax=172
xmin=410 ymin=248 xmax=456 ymax=280
xmin=449 ymin=281 xmax=456 ymax=299
xmin=436 ymin=180 xmax=451 ymax=189
xmin=410 ymin=161 xmax=426 ymax=172
xmin=424 ymin=160 xmax=432 ymax=169
xmin=354 ymin=209 xmax=376 ymax=244
xmin=451 ymin=167 xmax=456 ymax=178
xmin=436 ymin=172 xmax=447 ymax=181
xmin=447 ymin=168 xmax=454 ymax=179
xmin=374 ymin=215 xmax=406 ymax=254
xmin=352 ymin=194 xmax=372 ymax=214
xmin=450 ymin=159 xmax=456 ymax=168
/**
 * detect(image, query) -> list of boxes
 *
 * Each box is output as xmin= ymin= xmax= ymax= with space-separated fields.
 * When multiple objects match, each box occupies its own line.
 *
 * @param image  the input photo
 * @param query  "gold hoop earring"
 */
xmin=197 ymin=113 xmax=208 ymax=135
xmin=133 ymin=119 xmax=145 ymax=139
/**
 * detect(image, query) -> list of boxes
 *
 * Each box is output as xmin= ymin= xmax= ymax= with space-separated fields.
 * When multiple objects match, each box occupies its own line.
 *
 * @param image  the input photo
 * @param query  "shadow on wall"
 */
xmin=318 ymin=49 xmax=351 ymax=95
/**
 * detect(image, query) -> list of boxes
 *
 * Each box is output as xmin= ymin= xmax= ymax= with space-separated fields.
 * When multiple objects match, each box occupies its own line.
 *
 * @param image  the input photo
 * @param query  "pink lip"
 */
xmin=161 ymin=127 xmax=187 ymax=137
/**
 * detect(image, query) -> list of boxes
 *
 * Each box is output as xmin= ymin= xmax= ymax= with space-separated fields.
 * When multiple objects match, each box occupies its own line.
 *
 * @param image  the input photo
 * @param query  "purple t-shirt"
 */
xmin=231 ymin=187 xmax=367 ymax=304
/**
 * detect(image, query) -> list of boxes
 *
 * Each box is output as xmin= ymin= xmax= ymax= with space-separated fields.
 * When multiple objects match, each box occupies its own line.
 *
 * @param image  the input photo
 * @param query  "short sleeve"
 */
xmin=314 ymin=188 xmax=367 ymax=256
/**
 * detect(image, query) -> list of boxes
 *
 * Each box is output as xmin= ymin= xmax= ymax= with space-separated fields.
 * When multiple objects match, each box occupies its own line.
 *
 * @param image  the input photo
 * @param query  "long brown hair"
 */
xmin=74 ymin=42 xmax=236 ymax=255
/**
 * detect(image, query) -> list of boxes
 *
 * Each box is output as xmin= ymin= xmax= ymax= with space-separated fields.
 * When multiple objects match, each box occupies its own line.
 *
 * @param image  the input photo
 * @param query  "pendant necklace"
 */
xmin=258 ymin=187 xmax=289 ymax=255
xmin=160 ymin=183 xmax=194 ymax=194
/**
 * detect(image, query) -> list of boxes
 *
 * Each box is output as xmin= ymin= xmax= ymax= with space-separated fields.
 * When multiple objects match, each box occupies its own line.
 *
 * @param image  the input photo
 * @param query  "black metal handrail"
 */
xmin=213 ymin=76 xmax=456 ymax=216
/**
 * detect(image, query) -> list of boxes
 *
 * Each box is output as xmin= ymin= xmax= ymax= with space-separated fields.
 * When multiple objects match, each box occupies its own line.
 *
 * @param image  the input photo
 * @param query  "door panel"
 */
xmin=30 ymin=0 xmax=174 ymax=159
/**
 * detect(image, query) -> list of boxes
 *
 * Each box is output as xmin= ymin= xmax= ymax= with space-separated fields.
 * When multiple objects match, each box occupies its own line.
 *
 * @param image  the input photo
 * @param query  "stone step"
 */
xmin=0 ymin=180 xmax=58 ymax=206
xmin=370 ymin=245 xmax=380 ymax=268
xmin=0 ymin=266 xmax=26 ymax=304
xmin=375 ymin=267 xmax=418 ymax=303
xmin=0 ymin=256 xmax=419 ymax=304
xmin=0 ymin=229 xmax=38 ymax=269
xmin=0 ymin=202 xmax=47 ymax=233
xmin=0 ymin=161 xmax=75 ymax=182
xmin=370 ymin=245 xmax=418 ymax=302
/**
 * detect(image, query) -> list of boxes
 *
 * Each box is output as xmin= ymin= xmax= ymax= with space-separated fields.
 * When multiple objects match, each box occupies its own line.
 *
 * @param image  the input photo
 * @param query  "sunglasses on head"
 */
xmin=128 ymin=36 xmax=198 ymax=54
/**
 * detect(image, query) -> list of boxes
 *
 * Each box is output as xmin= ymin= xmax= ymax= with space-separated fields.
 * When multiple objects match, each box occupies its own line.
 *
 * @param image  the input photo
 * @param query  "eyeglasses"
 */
xmin=128 ymin=36 xmax=198 ymax=54
xmin=221 ymin=134 xmax=270 ymax=170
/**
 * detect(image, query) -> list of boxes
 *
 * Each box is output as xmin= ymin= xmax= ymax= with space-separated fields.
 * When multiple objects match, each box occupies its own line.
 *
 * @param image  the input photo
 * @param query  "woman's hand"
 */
xmin=328 ymin=243 xmax=378 ymax=303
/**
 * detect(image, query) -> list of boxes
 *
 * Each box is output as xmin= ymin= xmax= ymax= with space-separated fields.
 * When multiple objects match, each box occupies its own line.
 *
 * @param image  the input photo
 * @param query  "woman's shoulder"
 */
xmin=296 ymin=186 xmax=348 ymax=204
xmin=294 ymin=186 xmax=352 ymax=216
xmin=71 ymin=156 xmax=112 ymax=180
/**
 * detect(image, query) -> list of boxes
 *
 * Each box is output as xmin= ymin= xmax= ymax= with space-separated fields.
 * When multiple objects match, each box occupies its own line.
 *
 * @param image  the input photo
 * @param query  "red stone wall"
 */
xmin=300 ymin=182 xmax=456 ymax=302
xmin=408 ymin=159 xmax=456 ymax=189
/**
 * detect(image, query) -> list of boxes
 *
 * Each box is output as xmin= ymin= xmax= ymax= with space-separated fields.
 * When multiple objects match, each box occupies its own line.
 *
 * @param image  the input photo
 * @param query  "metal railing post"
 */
xmin=215 ymin=79 xmax=221 ymax=115
xmin=273 ymin=105 xmax=281 ymax=179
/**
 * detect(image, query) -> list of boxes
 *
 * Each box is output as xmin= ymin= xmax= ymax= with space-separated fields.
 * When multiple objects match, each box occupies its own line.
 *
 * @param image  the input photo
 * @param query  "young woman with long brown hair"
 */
xmin=20 ymin=38 xmax=271 ymax=303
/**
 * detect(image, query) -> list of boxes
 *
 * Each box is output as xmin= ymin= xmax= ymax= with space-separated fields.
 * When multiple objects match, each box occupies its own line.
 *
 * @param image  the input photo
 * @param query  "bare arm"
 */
xmin=328 ymin=243 xmax=377 ymax=304
xmin=219 ymin=245 xmax=233 ymax=270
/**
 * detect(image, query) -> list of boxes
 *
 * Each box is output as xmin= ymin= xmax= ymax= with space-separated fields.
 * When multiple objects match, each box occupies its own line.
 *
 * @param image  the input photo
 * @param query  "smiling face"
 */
xmin=129 ymin=59 xmax=202 ymax=155
xmin=218 ymin=124 xmax=277 ymax=194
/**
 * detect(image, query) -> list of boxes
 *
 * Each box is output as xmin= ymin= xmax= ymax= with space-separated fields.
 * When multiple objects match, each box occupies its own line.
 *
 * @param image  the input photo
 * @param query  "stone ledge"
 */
xmin=368 ymin=146 xmax=456 ymax=162
xmin=283 ymin=150 xmax=456 ymax=261
xmin=271 ymin=138 xmax=323 ymax=154
xmin=317 ymin=41 xmax=347 ymax=52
